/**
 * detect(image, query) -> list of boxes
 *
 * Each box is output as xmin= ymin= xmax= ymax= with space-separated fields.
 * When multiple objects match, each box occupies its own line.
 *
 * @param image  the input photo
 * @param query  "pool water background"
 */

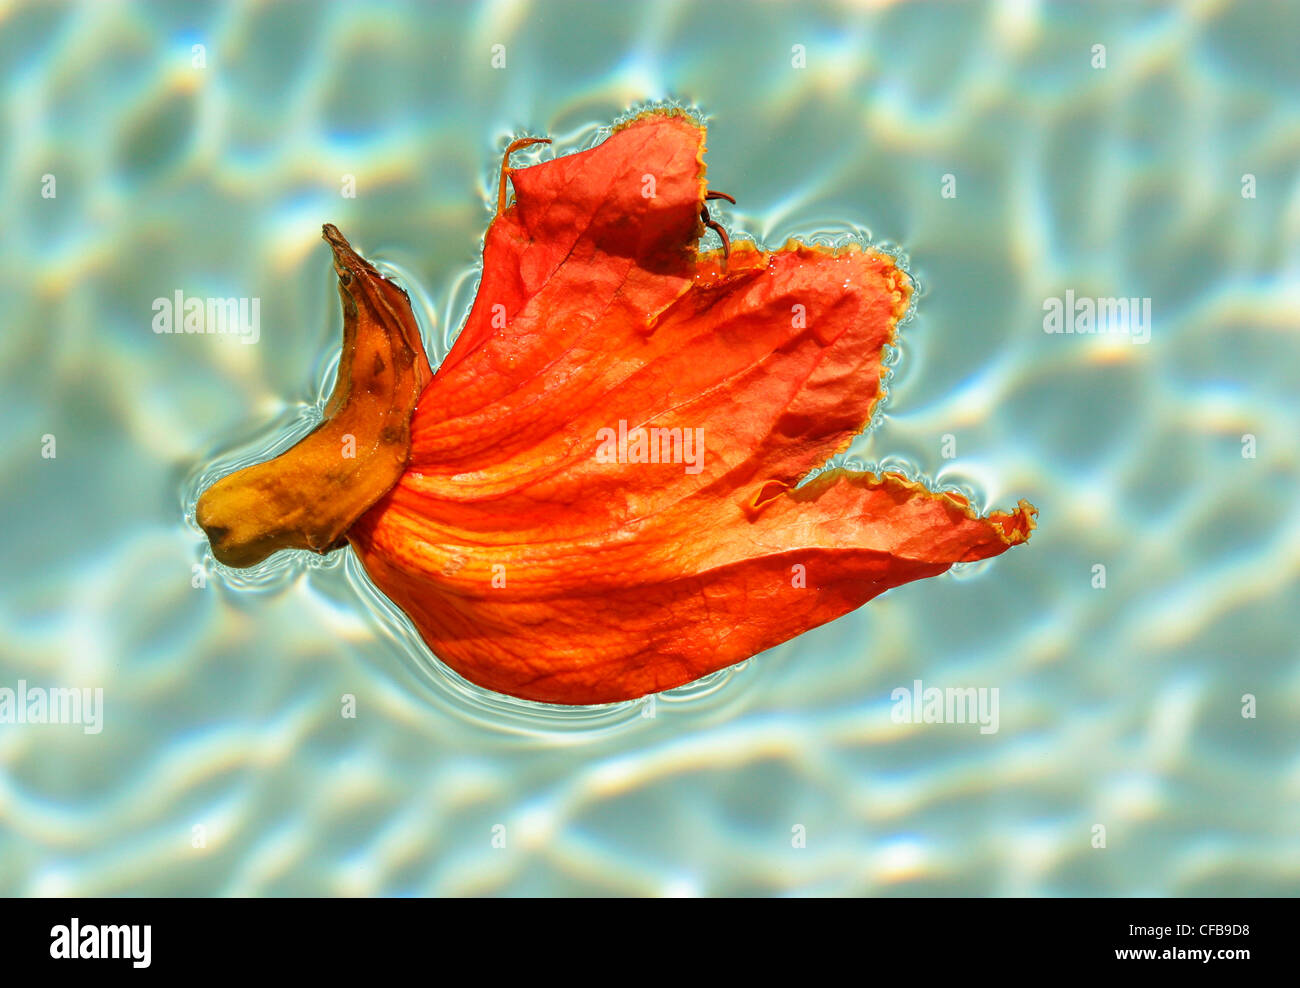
xmin=1 ymin=0 xmax=1297 ymax=895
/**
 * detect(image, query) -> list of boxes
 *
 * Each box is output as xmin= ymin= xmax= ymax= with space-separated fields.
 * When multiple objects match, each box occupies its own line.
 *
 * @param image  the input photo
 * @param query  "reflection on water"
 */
xmin=1 ymin=0 xmax=1297 ymax=896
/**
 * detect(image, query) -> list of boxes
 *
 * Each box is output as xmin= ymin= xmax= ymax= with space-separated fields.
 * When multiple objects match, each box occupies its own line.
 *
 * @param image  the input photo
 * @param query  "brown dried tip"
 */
xmin=196 ymin=225 xmax=433 ymax=567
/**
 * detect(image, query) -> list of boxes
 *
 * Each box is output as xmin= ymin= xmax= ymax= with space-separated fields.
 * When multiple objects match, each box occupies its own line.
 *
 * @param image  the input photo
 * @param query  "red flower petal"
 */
xmin=345 ymin=110 xmax=1037 ymax=704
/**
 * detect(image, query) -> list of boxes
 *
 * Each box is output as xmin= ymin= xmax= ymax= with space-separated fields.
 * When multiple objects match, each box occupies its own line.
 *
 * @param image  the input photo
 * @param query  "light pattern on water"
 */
xmin=1 ymin=0 xmax=1297 ymax=895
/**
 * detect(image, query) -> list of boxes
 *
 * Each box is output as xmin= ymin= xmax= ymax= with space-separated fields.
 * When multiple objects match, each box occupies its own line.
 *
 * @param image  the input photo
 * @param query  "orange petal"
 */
xmin=345 ymin=110 xmax=1037 ymax=704
xmin=352 ymin=469 xmax=1035 ymax=704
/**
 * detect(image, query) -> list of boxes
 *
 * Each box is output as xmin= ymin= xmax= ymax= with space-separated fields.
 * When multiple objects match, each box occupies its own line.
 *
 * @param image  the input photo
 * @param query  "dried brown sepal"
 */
xmin=196 ymin=224 xmax=433 ymax=568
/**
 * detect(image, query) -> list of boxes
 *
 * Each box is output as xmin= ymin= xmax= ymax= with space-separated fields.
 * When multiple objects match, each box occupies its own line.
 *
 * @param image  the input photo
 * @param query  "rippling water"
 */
xmin=2 ymin=0 xmax=1297 ymax=896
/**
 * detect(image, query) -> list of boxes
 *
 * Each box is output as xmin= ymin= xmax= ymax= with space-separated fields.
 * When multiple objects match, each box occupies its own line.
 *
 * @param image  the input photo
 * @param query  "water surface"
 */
xmin=1 ymin=0 xmax=1297 ymax=896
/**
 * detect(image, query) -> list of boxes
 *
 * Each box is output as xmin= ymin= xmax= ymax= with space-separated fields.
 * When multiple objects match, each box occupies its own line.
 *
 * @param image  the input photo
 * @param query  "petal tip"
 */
xmin=989 ymin=499 xmax=1038 ymax=546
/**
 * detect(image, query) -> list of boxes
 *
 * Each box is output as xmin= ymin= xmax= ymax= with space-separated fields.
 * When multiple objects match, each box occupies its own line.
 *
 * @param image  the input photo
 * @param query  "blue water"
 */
xmin=1 ymin=1 xmax=1297 ymax=896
